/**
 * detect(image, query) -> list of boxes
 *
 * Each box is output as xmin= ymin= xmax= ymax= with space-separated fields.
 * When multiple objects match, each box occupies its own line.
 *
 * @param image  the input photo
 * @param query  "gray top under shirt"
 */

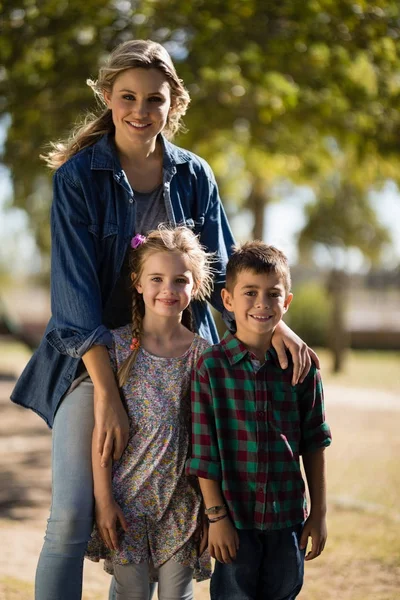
xmin=134 ymin=183 xmax=167 ymax=235
xmin=104 ymin=183 xmax=167 ymax=330
xmin=68 ymin=184 xmax=167 ymax=392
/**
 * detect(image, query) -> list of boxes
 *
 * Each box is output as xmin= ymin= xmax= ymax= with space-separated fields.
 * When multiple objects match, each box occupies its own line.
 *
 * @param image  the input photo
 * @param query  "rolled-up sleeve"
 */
xmin=186 ymin=356 xmax=222 ymax=480
xmin=298 ymin=366 xmax=332 ymax=455
xmin=45 ymin=170 xmax=112 ymax=358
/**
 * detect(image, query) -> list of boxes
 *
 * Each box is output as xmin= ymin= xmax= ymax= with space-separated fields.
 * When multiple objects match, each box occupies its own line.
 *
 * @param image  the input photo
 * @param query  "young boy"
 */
xmin=186 ymin=242 xmax=332 ymax=600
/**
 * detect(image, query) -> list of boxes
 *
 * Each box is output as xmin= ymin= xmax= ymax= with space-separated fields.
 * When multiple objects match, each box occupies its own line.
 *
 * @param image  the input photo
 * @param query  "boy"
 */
xmin=186 ymin=242 xmax=332 ymax=600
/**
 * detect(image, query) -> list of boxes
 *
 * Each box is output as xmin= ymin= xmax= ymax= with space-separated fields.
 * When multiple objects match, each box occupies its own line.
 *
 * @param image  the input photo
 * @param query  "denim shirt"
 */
xmin=11 ymin=134 xmax=236 ymax=427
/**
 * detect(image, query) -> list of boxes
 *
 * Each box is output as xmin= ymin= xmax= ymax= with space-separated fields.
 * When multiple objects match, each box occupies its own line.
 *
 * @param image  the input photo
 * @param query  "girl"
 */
xmin=10 ymin=39 xmax=316 ymax=599
xmin=86 ymin=226 xmax=213 ymax=600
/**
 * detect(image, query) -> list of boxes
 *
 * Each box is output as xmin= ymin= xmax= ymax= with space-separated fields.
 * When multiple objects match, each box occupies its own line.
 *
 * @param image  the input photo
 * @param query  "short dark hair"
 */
xmin=226 ymin=241 xmax=291 ymax=294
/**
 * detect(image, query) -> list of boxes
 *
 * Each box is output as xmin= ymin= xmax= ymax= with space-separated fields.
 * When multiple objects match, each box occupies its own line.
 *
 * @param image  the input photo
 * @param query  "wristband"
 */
xmin=204 ymin=504 xmax=226 ymax=515
xmin=208 ymin=513 xmax=228 ymax=524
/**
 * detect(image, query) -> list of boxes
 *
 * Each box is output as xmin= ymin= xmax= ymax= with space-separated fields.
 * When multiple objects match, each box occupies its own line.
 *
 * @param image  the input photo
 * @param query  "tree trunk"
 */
xmin=326 ymin=269 xmax=349 ymax=373
xmin=247 ymin=177 xmax=268 ymax=240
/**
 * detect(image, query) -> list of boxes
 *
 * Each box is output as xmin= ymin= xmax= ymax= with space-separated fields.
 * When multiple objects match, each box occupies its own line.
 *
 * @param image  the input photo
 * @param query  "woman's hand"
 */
xmin=272 ymin=321 xmax=320 ymax=385
xmin=94 ymin=387 xmax=129 ymax=467
xmin=82 ymin=345 xmax=130 ymax=466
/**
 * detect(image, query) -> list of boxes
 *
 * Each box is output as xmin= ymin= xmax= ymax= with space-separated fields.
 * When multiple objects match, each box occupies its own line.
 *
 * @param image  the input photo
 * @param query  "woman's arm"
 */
xmin=46 ymin=171 xmax=113 ymax=357
xmin=82 ymin=346 xmax=129 ymax=464
xmin=195 ymin=168 xmax=319 ymax=380
xmin=48 ymin=171 xmax=129 ymax=460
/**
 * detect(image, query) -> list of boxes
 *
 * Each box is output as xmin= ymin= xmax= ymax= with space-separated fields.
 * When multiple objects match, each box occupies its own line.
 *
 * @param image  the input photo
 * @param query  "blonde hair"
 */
xmin=42 ymin=40 xmax=190 ymax=169
xmin=118 ymin=225 xmax=214 ymax=387
xmin=226 ymin=241 xmax=292 ymax=295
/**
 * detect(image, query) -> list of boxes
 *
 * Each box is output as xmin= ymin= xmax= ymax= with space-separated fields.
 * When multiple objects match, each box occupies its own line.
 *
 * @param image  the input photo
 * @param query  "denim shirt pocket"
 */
xmin=88 ymin=221 xmax=119 ymax=239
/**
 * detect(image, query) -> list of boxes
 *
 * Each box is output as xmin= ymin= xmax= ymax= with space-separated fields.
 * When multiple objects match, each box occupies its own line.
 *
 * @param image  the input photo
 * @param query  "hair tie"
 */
xmin=129 ymin=338 xmax=140 ymax=351
xmin=131 ymin=234 xmax=146 ymax=249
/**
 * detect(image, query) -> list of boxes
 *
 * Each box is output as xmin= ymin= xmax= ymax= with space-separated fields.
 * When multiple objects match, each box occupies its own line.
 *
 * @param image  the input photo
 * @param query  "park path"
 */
xmin=0 ymin=379 xmax=398 ymax=600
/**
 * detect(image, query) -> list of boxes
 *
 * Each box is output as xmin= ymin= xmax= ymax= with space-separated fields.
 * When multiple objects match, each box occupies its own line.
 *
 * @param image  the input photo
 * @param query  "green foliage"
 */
xmin=299 ymin=162 xmax=391 ymax=265
xmin=286 ymin=281 xmax=332 ymax=347
xmin=1 ymin=0 xmax=400 ymax=261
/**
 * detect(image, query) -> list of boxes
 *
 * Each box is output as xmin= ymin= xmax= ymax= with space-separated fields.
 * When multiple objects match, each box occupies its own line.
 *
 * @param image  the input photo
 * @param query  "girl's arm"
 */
xmin=92 ymin=426 xmax=128 ymax=551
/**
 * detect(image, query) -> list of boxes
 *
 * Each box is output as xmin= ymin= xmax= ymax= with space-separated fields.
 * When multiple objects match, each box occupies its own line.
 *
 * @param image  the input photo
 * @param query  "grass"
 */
xmin=315 ymin=347 xmax=400 ymax=393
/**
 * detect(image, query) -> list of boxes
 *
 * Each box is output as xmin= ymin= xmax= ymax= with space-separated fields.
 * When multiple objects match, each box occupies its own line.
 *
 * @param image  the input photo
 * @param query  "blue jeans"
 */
xmin=35 ymin=381 xmax=95 ymax=599
xmin=34 ymin=381 xmax=155 ymax=600
xmin=210 ymin=525 xmax=305 ymax=600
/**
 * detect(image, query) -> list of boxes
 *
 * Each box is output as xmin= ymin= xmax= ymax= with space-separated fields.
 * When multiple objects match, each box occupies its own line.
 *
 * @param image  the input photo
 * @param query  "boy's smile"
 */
xmin=221 ymin=269 xmax=293 ymax=356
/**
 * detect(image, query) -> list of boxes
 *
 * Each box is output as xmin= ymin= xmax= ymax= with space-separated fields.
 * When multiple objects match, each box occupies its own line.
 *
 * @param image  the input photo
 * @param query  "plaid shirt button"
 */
xmin=256 ymin=411 xmax=265 ymax=419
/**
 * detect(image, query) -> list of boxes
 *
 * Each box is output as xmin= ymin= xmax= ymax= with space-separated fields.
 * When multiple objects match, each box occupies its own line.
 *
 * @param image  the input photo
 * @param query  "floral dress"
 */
xmin=86 ymin=325 xmax=211 ymax=582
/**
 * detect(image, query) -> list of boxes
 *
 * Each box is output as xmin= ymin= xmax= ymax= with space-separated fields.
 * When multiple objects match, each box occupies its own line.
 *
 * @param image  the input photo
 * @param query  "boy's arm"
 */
xmin=298 ymin=365 xmax=331 ymax=560
xmin=198 ymin=477 xmax=239 ymax=564
xmin=300 ymin=447 xmax=327 ymax=560
xmin=92 ymin=428 xmax=127 ymax=551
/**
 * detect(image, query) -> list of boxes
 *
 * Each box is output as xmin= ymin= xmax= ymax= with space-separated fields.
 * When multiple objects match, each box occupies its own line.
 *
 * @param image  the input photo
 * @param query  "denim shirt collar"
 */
xmin=90 ymin=133 xmax=192 ymax=174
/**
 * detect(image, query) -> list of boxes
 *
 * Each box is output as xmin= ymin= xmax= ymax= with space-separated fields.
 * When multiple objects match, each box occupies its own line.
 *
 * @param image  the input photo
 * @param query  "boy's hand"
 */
xmin=208 ymin=517 xmax=239 ymax=563
xmin=300 ymin=513 xmax=327 ymax=561
xmin=95 ymin=497 xmax=128 ymax=551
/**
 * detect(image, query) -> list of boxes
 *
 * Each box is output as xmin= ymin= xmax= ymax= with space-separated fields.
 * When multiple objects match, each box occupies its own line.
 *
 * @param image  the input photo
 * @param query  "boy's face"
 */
xmin=221 ymin=269 xmax=293 ymax=344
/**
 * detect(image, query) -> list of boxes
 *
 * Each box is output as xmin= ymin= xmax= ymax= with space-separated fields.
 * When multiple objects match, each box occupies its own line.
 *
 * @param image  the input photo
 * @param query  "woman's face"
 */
xmin=104 ymin=68 xmax=172 ymax=152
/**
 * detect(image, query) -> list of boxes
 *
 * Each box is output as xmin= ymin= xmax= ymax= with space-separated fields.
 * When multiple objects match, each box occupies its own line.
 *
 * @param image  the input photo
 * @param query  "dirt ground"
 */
xmin=1 ymin=378 xmax=399 ymax=600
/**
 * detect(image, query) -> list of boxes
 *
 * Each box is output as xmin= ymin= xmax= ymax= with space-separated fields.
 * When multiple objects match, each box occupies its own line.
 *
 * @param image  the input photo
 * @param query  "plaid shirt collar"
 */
xmin=220 ymin=330 xmax=281 ymax=368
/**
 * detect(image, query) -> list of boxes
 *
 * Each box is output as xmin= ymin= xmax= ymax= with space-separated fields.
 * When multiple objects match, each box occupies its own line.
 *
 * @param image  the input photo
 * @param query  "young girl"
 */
xmin=86 ymin=226 xmax=213 ymax=600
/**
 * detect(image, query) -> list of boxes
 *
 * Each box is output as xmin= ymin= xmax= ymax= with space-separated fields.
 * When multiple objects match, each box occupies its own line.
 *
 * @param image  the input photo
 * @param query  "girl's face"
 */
xmin=104 ymin=68 xmax=172 ymax=152
xmin=134 ymin=251 xmax=195 ymax=321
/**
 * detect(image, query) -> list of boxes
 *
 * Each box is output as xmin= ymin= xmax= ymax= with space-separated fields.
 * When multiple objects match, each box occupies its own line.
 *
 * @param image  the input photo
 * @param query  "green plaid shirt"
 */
xmin=186 ymin=331 xmax=332 ymax=530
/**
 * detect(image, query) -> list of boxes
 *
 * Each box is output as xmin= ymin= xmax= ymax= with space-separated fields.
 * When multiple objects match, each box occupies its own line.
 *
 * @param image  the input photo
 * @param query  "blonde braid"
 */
xmin=117 ymin=287 xmax=144 ymax=387
xmin=181 ymin=304 xmax=195 ymax=333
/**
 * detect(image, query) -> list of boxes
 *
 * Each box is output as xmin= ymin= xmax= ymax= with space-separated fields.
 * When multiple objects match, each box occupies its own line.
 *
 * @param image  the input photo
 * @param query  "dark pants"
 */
xmin=210 ymin=525 xmax=305 ymax=600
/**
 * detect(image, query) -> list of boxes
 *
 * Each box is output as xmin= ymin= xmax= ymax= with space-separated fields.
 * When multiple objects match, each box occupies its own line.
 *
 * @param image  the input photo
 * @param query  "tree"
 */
xmin=298 ymin=152 xmax=391 ymax=371
xmin=2 ymin=0 xmax=400 ymax=258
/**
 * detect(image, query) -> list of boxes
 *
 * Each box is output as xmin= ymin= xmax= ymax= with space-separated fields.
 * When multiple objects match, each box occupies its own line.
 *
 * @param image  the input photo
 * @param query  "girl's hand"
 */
xmin=94 ymin=387 xmax=129 ymax=467
xmin=208 ymin=518 xmax=239 ymax=563
xmin=299 ymin=513 xmax=327 ymax=561
xmin=95 ymin=497 xmax=128 ymax=551
xmin=196 ymin=512 xmax=209 ymax=556
xmin=271 ymin=321 xmax=320 ymax=385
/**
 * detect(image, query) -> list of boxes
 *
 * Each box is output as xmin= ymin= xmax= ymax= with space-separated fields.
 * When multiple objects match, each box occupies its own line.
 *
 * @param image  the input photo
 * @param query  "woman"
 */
xmin=11 ymin=40 xmax=317 ymax=600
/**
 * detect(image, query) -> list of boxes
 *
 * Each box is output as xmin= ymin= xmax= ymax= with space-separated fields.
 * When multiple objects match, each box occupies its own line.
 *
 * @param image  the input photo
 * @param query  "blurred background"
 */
xmin=0 ymin=1 xmax=399 ymax=599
